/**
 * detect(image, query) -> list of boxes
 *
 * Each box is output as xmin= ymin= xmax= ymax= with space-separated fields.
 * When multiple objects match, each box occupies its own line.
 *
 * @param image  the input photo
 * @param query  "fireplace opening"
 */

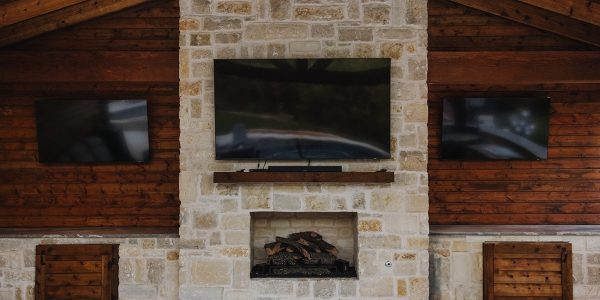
xmin=250 ymin=212 xmax=358 ymax=279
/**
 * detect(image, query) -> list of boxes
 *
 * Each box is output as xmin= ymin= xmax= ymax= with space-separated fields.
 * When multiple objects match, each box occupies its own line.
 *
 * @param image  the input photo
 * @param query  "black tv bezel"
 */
xmin=440 ymin=96 xmax=551 ymax=161
xmin=213 ymin=58 xmax=392 ymax=161
xmin=34 ymin=99 xmax=151 ymax=164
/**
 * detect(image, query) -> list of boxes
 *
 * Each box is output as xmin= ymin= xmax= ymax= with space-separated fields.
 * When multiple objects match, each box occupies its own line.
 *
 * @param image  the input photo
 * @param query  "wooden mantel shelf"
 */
xmin=213 ymin=171 xmax=394 ymax=183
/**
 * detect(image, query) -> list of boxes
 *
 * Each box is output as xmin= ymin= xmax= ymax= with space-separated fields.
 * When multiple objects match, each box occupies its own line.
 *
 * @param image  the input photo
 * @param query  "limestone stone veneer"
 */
xmin=178 ymin=0 xmax=429 ymax=298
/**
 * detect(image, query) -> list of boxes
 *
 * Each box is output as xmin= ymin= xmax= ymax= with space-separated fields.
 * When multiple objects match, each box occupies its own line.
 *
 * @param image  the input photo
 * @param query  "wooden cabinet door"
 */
xmin=35 ymin=244 xmax=119 ymax=300
xmin=483 ymin=242 xmax=572 ymax=300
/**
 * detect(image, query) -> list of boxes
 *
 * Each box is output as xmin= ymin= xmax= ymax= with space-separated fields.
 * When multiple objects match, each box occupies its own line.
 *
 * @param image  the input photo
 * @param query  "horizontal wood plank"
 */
xmin=0 ymin=51 xmax=177 ymax=83
xmin=45 ymin=261 xmax=102 ymax=273
xmin=430 ymin=203 xmax=600 ymax=214
xmin=494 ymin=258 xmax=562 ymax=271
xmin=0 ymin=216 xmax=179 ymax=227
xmin=38 ymin=244 xmax=115 ymax=256
xmin=1 ymin=227 xmax=178 ymax=236
xmin=45 ymin=273 xmax=102 ymax=286
xmin=494 ymin=270 xmax=562 ymax=284
xmin=430 ymin=213 xmax=600 ymax=225
xmin=429 ymin=51 xmax=600 ymax=84
xmin=45 ymin=285 xmax=102 ymax=298
xmin=431 ymin=191 xmax=600 ymax=203
xmin=493 ymin=283 xmax=563 ymax=297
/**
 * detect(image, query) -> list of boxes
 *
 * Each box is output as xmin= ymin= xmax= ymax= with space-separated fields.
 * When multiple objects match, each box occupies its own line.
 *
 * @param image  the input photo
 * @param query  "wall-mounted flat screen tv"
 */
xmin=214 ymin=58 xmax=391 ymax=160
xmin=35 ymin=100 xmax=150 ymax=163
xmin=441 ymin=97 xmax=550 ymax=160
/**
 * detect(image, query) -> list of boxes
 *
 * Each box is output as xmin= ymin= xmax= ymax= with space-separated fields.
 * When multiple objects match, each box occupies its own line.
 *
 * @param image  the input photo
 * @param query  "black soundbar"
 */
xmin=249 ymin=166 xmax=342 ymax=172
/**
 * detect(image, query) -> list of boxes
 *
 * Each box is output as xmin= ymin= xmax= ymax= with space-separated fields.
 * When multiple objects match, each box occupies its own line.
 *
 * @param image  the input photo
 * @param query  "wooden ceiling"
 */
xmin=0 ymin=0 xmax=153 ymax=47
xmin=447 ymin=0 xmax=600 ymax=47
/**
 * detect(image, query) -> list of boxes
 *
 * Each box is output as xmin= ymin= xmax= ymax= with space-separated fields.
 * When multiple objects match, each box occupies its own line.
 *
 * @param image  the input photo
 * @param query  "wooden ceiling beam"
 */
xmin=448 ymin=0 xmax=600 ymax=48
xmin=0 ymin=0 xmax=151 ymax=48
xmin=518 ymin=0 xmax=600 ymax=27
xmin=0 ymin=0 xmax=86 ymax=27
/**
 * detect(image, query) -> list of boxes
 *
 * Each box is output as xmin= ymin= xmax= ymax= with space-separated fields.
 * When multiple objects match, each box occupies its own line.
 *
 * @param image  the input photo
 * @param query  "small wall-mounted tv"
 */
xmin=214 ymin=58 xmax=391 ymax=160
xmin=441 ymin=97 xmax=550 ymax=160
xmin=35 ymin=100 xmax=150 ymax=163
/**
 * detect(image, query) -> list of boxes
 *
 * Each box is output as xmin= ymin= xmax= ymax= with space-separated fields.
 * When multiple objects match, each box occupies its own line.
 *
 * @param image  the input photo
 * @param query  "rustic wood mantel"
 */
xmin=213 ymin=171 xmax=395 ymax=183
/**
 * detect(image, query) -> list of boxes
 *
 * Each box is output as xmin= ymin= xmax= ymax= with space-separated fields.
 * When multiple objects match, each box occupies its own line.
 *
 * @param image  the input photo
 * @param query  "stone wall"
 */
xmin=178 ymin=0 xmax=429 ymax=298
xmin=430 ymin=235 xmax=600 ymax=300
xmin=0 ymin=238 xmax=179 ymax=300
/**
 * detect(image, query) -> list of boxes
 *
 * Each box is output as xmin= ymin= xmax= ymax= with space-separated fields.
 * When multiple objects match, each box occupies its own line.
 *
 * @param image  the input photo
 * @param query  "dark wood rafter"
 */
xmin=0 ymin=0 xmax=85 ymax=27
xmin=518 ymin=0 xmax=600 ymax=27
xmin=0 ymin=0 xmax=154 ymax=47
xmin=447 ymin=0 xmax=600 ymax=47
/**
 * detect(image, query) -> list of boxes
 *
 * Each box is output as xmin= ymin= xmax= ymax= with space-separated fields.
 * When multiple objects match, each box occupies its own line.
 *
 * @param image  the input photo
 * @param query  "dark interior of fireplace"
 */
xmin=251 ymin=231 xmax=357 ymax=278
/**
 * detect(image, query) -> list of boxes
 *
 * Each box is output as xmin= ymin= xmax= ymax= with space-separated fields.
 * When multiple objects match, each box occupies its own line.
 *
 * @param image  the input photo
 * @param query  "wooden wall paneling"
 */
xmin=428 ymin=51 xmax=600 ymax=85
xmin=0 ymin=0 xmax=180 ymax=233
xmin=428 ymin=0 xmax=600 ymax=226
xmin=428 ymin=84 xmax=600 ymax=225
xmin=0 ymin=52 xmax=178 ymax=83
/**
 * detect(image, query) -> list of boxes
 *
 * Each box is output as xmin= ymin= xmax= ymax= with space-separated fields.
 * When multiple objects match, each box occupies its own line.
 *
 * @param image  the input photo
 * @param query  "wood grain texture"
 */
xmin=518 ymin=0 xmax=600 ymax=27
xmin=429 ymin=51 xmax=600 ymax=85
xmin=0 ymin=0 xmax=154 ymax=47
xmin=35 ymin=244 xmax=118 ymax=299
xmin=428 ymin=0 xmax=600 ymax=226
xmin=429 ymin=0 xmax=596 ymax=51
xmin=0 ymin=0 xmax=85 ymax=27
xmin=483 ymin=242 xmax=572 ymax=300
xmin=483 ymin=243 xmax=495 ymax=300
xmin=0 ymin=1 xmax=179 ymax=233
xmin=213 ymin=172 xmax=395 ymax=183
xmin=447 ymin=0 xmax=600 ymax=47
xmin=562 ymin=243 xmax=573 ymax=300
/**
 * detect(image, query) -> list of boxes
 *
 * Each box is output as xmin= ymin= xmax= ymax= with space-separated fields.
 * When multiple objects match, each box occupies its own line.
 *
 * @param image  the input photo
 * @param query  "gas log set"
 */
xmin=251 ymin=231 xmax=357 ymax=278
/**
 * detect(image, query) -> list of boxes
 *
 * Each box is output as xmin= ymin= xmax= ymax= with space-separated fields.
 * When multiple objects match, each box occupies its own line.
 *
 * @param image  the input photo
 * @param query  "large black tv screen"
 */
xmin=35 ymin=100 xmax=150 ymax=163
xmin=214 ymin=58 xmax=391 ymax=160
xmin=441 ymin=97 xmax=550 ymax=160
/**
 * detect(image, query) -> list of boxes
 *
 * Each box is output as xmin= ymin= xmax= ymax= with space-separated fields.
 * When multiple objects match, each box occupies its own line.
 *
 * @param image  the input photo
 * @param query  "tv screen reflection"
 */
xmin=214 ymin=58 xmax=391 ymax=160
xmin=441 ymin=98 xmax=549 ymax=160
xmin=35 ymin=100 xmax=150 ymax=163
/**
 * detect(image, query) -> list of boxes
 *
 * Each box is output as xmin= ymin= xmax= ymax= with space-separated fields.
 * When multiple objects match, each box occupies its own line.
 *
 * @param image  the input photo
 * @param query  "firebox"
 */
xmin=250 ymin=212 xmax=358 ymax=279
